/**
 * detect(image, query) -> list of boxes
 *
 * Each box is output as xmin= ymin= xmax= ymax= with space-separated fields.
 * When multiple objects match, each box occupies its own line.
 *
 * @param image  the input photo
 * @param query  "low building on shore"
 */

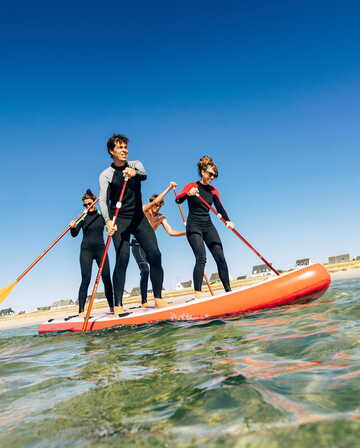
xmin=0 ymin=307 xmax=15 ymax=317
xmin=209 ymin=272 xmax=220 ymax=283
xmin=37 ymin=306 xmax=51 ymax=311
xmin=176 ymin=280 xmax=192 ymax=289
xmin=51 ymin=299 xmax=74 ymax=309
xmin=251 ymin=264 xmax=272 ymax=276
xmin=295 ymin=258 xmax=311 ymax=267
xmin=328 ymin=254 xmax=350 ymax=264
xmin=79 ymin=291 xmax=129 ymax=303
xmin=130 ymin=287 xmax=141 ymax=296
xmin=237 ymin=275 xmax=247 ymax=280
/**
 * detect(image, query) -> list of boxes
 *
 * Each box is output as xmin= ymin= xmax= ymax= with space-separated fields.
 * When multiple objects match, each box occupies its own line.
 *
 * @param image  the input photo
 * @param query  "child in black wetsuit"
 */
xmin=70 ymin=189 xmax=113 ymax=317
xmin=176 ymin=156 xmax=234 ymax=298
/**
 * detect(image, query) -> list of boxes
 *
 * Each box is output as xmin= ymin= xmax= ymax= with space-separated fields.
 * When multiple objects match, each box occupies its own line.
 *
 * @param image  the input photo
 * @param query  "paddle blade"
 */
xmin=0 ymin=281 xmax=17 ymax=304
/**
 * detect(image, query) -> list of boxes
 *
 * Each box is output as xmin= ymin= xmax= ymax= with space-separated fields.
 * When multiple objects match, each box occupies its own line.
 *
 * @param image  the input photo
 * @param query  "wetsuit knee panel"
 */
xmin=195 ymin=255 xmax=207 ymax=265
xmin=146 ymin=249 xmax=162 ymax=265
xmin=139 ymin=262 xmax=150 ymax=274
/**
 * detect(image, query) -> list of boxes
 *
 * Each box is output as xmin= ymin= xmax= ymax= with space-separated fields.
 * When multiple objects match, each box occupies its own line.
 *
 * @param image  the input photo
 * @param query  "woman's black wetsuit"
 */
xmin=176 ymin=181 xmax=231 ymax=292
xmin=70 ymin=211 xmax=113 ymax=313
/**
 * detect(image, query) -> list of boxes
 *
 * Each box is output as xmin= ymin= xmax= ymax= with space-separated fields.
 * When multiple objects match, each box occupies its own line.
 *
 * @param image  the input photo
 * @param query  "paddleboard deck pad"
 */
xmin=38 ymin=264 xmax=330 ymax=334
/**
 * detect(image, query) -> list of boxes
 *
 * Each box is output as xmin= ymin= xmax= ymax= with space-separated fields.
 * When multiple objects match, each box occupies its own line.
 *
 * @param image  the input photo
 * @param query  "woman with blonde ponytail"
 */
xmin=176 ymin=156 xmax=234 ymax=298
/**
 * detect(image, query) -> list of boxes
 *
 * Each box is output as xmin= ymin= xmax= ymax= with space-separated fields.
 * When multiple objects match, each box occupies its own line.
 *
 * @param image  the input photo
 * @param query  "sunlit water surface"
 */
xmin=1 ymin=279 xmax=360 ymax=447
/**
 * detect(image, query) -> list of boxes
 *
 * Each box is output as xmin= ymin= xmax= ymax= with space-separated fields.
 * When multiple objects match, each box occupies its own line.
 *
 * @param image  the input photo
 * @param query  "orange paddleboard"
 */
xmin=38 ymin=263 xmax=330 ymax=334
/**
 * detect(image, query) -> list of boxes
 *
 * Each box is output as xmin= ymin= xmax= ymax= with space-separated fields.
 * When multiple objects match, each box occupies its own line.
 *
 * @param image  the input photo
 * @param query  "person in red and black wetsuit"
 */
xmin=176 ymin=156 xmax=234 ymax=298
xmin=70 ymin=189 xmax=113 ymax=317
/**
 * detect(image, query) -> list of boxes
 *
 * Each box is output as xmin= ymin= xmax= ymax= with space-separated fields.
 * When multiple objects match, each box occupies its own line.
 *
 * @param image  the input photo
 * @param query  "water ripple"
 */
xmin=0 ymin=279 xmax=360 ymax=447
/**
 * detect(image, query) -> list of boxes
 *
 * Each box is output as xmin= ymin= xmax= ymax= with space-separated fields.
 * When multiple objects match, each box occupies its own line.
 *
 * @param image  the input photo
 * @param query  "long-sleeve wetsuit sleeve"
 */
xmin=213 ymin=193 xmax=230 ymax=222
xmin=70 ymin=219 xmax=84 ymax=237
xmin=99 ymin=169 xmax=112 ymax=223
xmin=175 ymin=183 xmax=196 ymax=204
xmin=129 ymin=160 xmax=147 ymax=180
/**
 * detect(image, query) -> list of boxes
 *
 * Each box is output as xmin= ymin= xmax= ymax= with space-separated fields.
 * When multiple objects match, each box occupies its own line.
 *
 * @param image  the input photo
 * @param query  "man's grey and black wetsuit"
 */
xmin=176 ymin=181 xmax=231 ymax=292
xmin=70 ymin=211 xmax=113 ymax=313
xmin=99 ymin=161 xmax=163 ymax=306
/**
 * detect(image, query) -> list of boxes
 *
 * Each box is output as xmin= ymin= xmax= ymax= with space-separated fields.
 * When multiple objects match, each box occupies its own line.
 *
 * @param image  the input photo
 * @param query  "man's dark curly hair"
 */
xmin=106 ymin=134 xmax=129 ymax=156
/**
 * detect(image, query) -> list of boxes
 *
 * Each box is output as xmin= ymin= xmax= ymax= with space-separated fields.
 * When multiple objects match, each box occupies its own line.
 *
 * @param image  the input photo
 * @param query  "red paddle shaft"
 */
xmin=82 ymin=179 xmax=128 ymax=332
xmin=16 ymin=198 xmax=99 ymax=283
xmin=196 ymin=194 xmax=280 ymax=276
xmin=172 ymin=188 xmax=187 ymax=225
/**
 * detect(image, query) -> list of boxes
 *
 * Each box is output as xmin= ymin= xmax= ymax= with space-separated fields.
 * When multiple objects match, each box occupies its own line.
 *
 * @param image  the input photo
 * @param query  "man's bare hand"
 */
xmin=69 ymin=220 xmax=77 ymax=228
xmin=106 ymin=221 xmax=117 ymax=236
xmin=225 ymin=221 xmax=235 ymax=229
xmin=123 ymin=167 xmax=136 ymax=179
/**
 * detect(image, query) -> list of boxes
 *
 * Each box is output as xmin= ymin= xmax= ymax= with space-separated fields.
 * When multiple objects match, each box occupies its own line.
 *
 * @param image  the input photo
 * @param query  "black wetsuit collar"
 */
xmin=111 ymin=161 xmax=129 ymax=170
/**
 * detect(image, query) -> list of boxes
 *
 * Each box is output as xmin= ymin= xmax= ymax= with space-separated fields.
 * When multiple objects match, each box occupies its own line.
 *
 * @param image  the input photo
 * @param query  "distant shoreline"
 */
xmin=1 ymin=263 xmax=359 ymax=331
xmin=328 ymin=267 xmax=360 ymax=281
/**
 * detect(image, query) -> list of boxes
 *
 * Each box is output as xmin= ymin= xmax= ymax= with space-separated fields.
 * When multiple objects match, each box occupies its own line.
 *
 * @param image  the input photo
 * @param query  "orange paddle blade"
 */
xmin=0 ymin=281 xmax=18 ymax=304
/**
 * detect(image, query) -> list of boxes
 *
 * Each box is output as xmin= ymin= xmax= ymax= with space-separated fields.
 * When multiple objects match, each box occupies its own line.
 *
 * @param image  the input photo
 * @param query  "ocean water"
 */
xmin=1 ymin=279 xmax=360 ymax=447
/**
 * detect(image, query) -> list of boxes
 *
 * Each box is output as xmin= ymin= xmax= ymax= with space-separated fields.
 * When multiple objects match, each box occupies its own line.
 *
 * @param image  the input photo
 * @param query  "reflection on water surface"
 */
xmin=1 ymin=278 xmax=360 ymax=447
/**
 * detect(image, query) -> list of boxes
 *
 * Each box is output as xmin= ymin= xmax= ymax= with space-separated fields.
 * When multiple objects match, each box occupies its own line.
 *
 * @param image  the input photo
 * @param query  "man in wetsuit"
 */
xmin=99 ymin=134 xmax=167 ymax=315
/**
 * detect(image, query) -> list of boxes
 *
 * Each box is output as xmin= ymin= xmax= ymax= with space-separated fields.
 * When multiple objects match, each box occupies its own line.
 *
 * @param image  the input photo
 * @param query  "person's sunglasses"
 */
xmin=206 ymin=170 xmax=217 ymax=178
xmin=83 ymin=202 xmax=93 ymax=208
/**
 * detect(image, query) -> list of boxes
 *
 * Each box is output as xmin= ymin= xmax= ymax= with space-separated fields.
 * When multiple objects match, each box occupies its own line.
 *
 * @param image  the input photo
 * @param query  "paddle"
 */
xmin=0 ymin=198 xmax=99 ymax=304
xmin=195 ymin=193 xmax=280 ymax=276
xmin=82 ymin=178 xmax=129 ymax=332
xmin=172 ymin=188 xmax=215 ymax=296
xmin=173 ymin=187 xmax=187 ymax=226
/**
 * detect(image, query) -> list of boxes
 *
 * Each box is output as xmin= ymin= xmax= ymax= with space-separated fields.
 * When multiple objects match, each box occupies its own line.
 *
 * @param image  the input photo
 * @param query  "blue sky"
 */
xmin=1 ymin=0 xmax=360 ymax=312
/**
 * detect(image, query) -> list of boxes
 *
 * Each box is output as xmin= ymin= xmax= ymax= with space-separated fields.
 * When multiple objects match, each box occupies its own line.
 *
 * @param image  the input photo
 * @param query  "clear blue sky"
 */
xmin=1 ymin=0 xmax=360 ymax=312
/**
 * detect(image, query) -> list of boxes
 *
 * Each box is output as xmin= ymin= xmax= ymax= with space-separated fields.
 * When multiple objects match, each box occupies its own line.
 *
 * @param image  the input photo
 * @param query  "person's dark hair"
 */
xmin=149 ymin=194 xmax=164 ymax=206
xmin=106 ymin=134 xmax=129 ymax=156
xmin=197 ymin=155 xmax=218 ymax=178
xmin=82 ymin=189 xmax=96 ymax=201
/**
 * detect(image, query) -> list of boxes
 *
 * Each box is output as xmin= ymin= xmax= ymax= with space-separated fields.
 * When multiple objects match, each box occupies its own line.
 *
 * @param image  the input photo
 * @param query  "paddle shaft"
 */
xmin=82 ymin=179 xmax=128 ymax=332
xmin=173 ymin=188 xmax=187 ymax=225
xmin=172 ymin=188 xmax=215 ymax=296
xmin=196 ymin=194 xmax=280 ymax=276
xmin=16 ymin=198 xmax=100 ymax=283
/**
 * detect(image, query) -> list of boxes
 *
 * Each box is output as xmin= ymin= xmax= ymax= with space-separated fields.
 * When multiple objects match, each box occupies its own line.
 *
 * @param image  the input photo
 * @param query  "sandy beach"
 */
xmin=328 ymin=265 xmax=360 ymax=280
xmin=1 ymin=265 xmax=359 ymax=331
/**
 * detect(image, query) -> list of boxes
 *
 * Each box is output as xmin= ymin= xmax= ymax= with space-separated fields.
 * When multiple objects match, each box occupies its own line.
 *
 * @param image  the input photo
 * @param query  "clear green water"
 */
xmin=1 ymin=279 xmax=360 ymax=447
